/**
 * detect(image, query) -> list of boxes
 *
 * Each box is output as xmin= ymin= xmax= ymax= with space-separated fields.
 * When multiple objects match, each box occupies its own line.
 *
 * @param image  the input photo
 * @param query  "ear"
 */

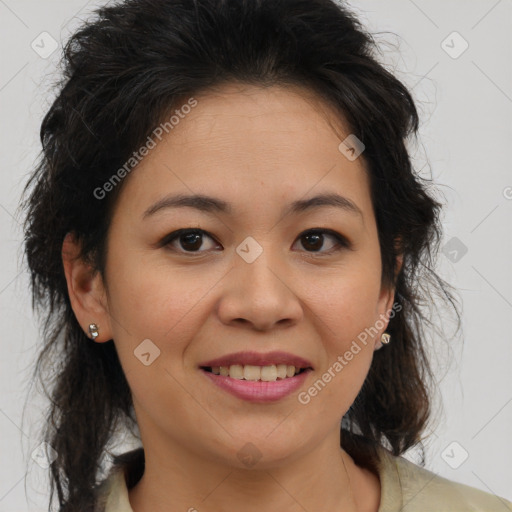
xmin=61 ymin=232 xmax=113 ymax=342
xmin=374 ymin=244 xmax=403 ymax=350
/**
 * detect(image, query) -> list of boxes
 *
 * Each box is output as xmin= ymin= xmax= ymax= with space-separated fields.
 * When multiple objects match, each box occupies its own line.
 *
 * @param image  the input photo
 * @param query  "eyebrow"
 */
xmin=142 ymin=192 xmax=363 ymax=220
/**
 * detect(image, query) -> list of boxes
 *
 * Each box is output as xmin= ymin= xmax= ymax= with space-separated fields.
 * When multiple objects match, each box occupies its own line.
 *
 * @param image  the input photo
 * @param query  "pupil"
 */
xmin=304 ymin=233 xmax=323 ymax=251
xmin=181 ymin=232 xmax=202 ymax=251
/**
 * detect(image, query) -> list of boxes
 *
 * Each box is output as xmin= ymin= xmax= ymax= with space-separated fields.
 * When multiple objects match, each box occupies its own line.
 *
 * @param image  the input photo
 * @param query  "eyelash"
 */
xmin=160 ymin=228 xmax=351 ymax=256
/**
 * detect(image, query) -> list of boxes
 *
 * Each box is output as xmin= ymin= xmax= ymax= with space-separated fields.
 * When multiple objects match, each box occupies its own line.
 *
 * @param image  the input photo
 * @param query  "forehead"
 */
xmin=112 ymin=82 xmax=373 ymax=223
xmin=166 ymin=82 xmax=353 ymax=154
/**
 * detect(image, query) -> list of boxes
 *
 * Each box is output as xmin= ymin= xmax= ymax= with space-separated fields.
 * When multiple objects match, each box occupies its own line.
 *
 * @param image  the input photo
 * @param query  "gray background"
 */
xmin=1 ymin=0 xmax=511 ymax=509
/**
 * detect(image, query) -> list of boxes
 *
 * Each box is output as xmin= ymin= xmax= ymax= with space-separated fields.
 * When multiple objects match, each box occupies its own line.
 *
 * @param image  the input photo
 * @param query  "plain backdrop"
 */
xmin=1 ymin=0 xmax=511 ymax=509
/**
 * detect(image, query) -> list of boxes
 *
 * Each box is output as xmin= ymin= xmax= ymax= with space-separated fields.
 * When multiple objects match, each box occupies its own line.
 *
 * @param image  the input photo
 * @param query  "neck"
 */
xmin=127 ymin=429 xmax=373 ymax=512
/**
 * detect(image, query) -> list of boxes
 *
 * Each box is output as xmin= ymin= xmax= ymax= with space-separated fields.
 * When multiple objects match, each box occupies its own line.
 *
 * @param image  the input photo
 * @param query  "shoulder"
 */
xmin=93 ymin=469 xmax=131 ymax=512
xmin=93 ymin=448 xmax=144 ymax=512
xmin=375 ymin=445 xmax=512 ymax=512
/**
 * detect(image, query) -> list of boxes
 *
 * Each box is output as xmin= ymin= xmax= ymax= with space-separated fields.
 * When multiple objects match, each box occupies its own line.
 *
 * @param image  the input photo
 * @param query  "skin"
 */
xmin=62 ymin=82 xmax=402 ymax=512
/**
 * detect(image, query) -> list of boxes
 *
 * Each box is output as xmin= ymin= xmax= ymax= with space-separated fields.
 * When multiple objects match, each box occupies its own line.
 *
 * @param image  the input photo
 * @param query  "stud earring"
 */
xmin=381 ymin=332 xmax=391 ymax=345
xmin=88 ymin=323 xmax=99 ymax=340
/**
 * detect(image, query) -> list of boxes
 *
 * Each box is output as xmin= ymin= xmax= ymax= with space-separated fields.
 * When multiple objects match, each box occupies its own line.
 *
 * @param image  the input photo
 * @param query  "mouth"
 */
xmin=198 ymin=351 xmax=314 ymax=402
xmin=199 ymin=364 xmax=311 ymax=381
xmin=200 ymin=366 xmax=312 ymax=402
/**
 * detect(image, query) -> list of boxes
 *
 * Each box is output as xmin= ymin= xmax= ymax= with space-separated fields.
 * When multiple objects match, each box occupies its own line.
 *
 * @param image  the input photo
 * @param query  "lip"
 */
xmin=200 ymin=367 xmax=312 ymax=403
xmin=198 ymin=351 xmax=314 ymax=369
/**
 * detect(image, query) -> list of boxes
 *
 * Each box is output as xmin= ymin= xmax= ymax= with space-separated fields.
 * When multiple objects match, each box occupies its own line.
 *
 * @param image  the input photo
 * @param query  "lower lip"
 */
xmin=200 ymin=368 xmax=311 ymax=403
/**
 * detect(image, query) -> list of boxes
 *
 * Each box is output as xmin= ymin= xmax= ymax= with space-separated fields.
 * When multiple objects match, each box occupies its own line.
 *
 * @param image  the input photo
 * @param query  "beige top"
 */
xmin=94 ymin=445 xmax=512 ymax=511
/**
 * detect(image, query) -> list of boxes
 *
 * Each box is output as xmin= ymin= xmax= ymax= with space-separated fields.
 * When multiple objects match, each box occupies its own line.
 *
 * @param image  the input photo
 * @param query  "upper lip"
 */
xmin=199 ymin=351 xmax=314 ymax=369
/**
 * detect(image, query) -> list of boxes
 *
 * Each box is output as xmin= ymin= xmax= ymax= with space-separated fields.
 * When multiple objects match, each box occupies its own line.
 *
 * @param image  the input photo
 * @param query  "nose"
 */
xmin=216 ymin=249 xmax=303 ymax=332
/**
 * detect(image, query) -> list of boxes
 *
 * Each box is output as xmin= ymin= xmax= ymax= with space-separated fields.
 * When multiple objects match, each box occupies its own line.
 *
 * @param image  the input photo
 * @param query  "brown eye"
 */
xmin=160 ymin=227 xmax=350 ymax=256
xmin=295 ymin=229 xmax=349 ymax=254
xmin=178 ymin=232 xmax=203 ymax=251
xmin=162 ymin=229 xmax=220 ymax=253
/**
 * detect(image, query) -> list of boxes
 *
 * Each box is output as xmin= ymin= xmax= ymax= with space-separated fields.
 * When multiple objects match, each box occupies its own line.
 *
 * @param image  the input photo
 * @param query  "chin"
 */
xmin=206 ymin=430 xmax=309 ymax=471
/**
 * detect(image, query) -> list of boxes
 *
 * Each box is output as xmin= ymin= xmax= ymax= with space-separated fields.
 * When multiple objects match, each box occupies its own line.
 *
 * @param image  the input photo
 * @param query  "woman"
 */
xmin=20 ymin=0 xmax=512 ymax=511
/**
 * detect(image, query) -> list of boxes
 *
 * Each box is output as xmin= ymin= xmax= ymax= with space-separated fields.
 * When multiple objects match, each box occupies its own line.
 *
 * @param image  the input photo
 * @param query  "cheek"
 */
xmin=304 ymin=264 xmax=382 ymax=336
xmin=105 ymin=256 xmax=206 ymax=417
xmin=105 ymin=249 xmax=227 ymax=378
xmin=299 ymin=263 xmax=381 ymax=399
xmin=107 ymin=251 xmax=209 ymax=334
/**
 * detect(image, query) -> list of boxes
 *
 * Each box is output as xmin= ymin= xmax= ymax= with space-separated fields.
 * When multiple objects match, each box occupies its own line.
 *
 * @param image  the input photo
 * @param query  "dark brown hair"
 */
xmin=19 ymin=0 xmax=461 ymax=510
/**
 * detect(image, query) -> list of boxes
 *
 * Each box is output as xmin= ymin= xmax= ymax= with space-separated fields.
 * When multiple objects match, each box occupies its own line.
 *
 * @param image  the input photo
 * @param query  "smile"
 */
xmin=199 ymin=365 xmax=312 ymax=403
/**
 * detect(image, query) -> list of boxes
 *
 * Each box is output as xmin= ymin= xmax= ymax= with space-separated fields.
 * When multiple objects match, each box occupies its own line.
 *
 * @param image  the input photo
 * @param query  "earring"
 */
xmin=381 ymin=332 xmax=391 ymax=345
xmin=88 ymin=323 xmax=99 ymax=340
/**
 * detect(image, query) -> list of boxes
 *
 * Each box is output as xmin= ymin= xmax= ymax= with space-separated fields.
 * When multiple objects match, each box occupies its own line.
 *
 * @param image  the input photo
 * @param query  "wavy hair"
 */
xmin=19 ymin=0 xmax=461 ymax=510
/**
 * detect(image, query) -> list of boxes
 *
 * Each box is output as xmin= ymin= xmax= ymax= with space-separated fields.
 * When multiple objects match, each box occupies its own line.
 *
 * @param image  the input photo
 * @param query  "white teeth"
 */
xmin=230 ymin=364 xmax=244 ymax=380
xmin=276 ymin=364 xmax=287 ymax=379
xmin=210 ymin=364 xmax=303 ymax=380
xmin=243 ymin=364 xmax=261 ymax=381
xmin=261 ymin=365 xmax=277 ymax=381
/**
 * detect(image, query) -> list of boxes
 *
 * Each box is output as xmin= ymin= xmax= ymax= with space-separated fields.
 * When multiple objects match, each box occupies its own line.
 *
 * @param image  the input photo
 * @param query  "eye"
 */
xmin=161 ymin=228 xmax=220 ymax=254
xmin=293 ymin=228 xmax=350 ymax=254
xmin=160 ymin=227 xmax=350 ymax=256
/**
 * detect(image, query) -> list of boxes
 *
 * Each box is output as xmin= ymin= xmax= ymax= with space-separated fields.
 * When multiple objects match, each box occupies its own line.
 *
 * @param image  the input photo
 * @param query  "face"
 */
xmin=91 ymin=83 xmax=397 ymax=468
